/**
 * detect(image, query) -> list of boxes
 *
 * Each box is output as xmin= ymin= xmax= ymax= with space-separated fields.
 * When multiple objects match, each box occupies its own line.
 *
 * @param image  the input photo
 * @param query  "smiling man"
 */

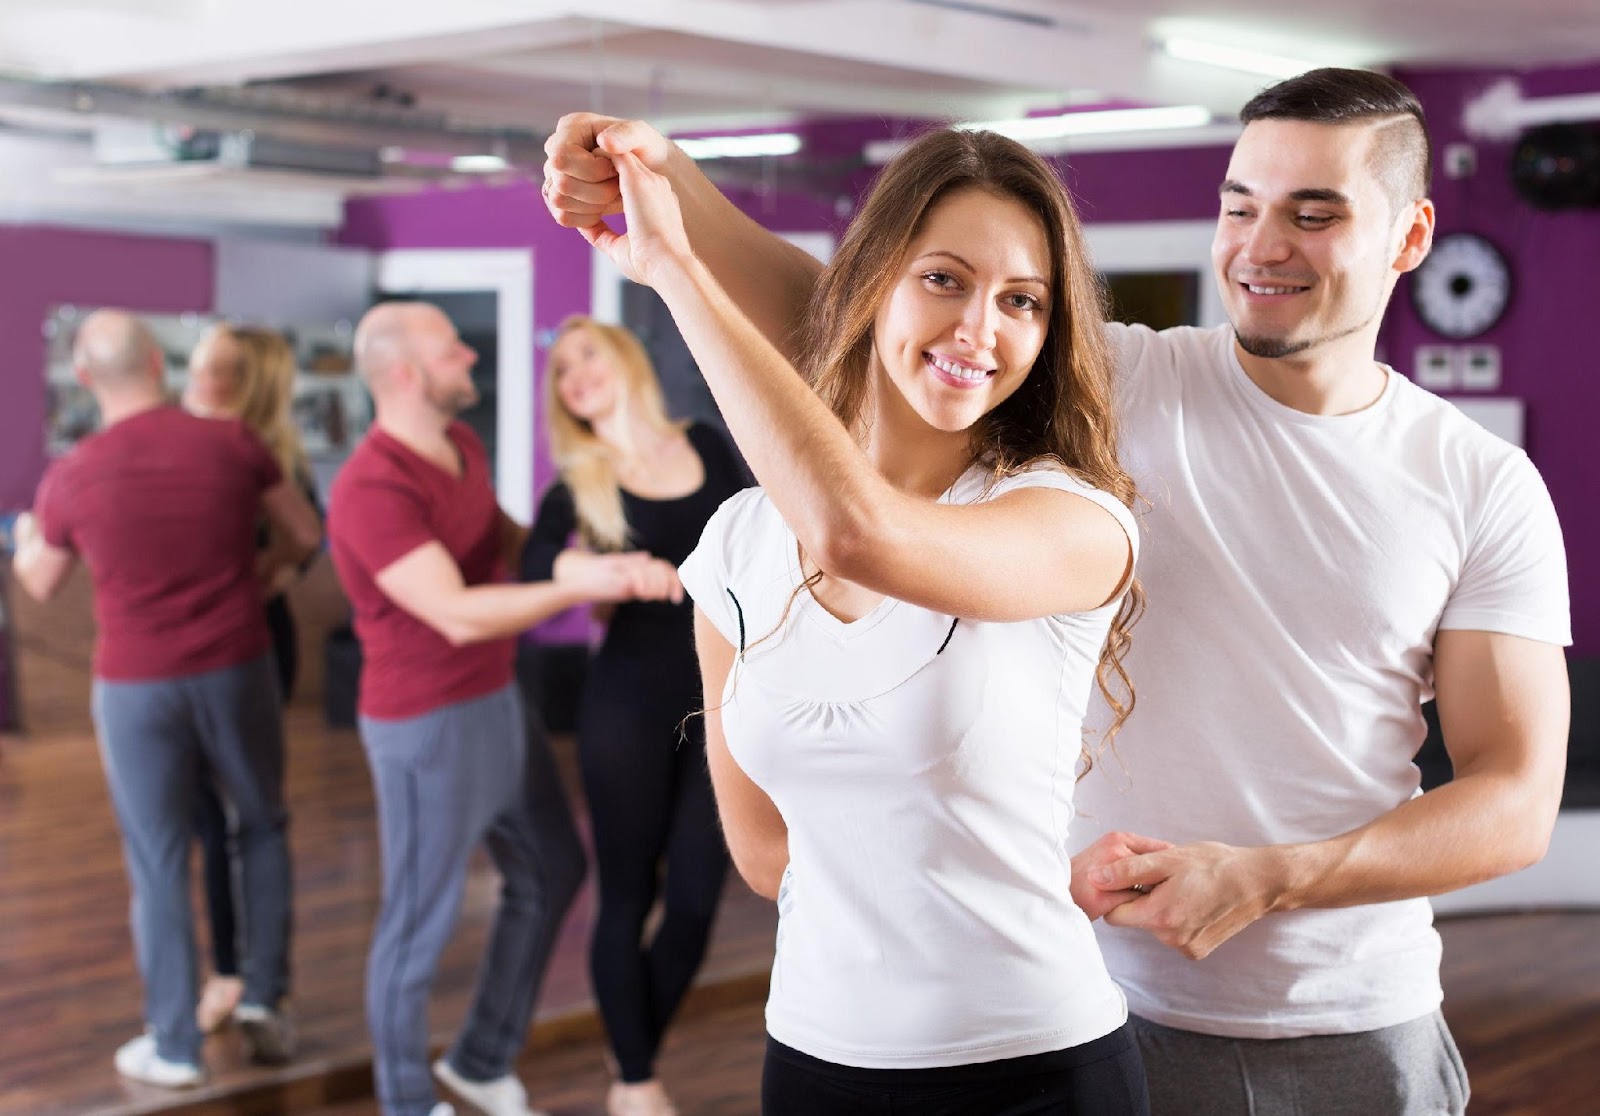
xmin=541 ymin=67 xmax=1571 ymax=1116
xmin=1060 ymin=71 xmax=1570 ymax=1116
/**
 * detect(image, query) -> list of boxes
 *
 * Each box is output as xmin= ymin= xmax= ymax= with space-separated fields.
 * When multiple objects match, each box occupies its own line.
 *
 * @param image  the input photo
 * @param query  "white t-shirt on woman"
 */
xmin=679 ymin=461 xmax=1139 ymax=1069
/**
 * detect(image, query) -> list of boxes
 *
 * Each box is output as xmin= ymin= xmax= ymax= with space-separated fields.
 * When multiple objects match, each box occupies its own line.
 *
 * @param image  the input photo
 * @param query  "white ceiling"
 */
xmin=6 ymin=0 xmax=1600 ymax=129
xmin=2 ymin=0 xmax=1598 ymax=227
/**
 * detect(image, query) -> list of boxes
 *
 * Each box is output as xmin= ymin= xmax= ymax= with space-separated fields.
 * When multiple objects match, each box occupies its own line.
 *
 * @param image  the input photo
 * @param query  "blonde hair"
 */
xmin=543 ymin=317 xmax=683 ymax=550
xmin=200 ymin=322 xmax=309 ymax=485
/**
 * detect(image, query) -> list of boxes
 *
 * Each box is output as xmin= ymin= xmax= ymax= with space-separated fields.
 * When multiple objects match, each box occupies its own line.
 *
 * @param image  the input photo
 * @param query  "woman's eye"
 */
xmin=1006 ymin=293 xmax=1042 ymax=312
xmin=922 ymin=270 xmax=958 ymax=289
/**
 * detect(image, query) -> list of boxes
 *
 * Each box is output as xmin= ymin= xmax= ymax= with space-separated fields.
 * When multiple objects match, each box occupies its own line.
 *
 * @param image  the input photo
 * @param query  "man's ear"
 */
xmin=1393 ymin=197 xmax=1436 ymax=275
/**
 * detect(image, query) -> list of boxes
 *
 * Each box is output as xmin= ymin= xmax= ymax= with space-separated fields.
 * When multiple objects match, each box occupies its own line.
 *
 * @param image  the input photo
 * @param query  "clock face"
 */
xmin=1410 ymin=232 xmax=1512 ymax=340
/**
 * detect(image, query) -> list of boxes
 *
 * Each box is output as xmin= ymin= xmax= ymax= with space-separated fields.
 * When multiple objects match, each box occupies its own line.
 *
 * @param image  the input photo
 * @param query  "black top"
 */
xmin=523 ymin=423 xmax=748 ymax=655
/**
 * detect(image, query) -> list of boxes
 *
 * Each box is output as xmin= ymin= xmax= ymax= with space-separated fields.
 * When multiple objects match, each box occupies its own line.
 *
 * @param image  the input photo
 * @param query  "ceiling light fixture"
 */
xmin=962 ymin=104 xmax=1212 ymax=142
xmin=450 ymin=153 xmax=509 ymax=173
xmin=674 ymin=132 xmax=802 ymax=160
xmin=1161 ymin=37 xmax=1320 ymax=79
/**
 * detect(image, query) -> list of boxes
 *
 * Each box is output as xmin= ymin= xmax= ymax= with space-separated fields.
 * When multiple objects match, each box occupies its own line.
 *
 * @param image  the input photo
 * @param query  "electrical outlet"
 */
xmin=1460 ymin=345 xmax=1502 ymax=391
xmin=1414 ymin=345 xmax=1458 ymax=390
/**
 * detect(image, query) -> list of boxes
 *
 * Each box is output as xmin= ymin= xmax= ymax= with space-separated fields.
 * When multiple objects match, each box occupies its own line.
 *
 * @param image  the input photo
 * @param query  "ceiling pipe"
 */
xmin=0 ymin=75 xmax=547 ymax=162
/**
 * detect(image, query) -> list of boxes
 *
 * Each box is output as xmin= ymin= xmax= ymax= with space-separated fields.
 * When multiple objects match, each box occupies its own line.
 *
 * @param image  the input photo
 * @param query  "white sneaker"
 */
xmin=234 ymin=1002 xmax=297 ymax=1064
xmin=429 ymin=1105 xmax=458 ymax=1116
xmin=113 ymin=1032 xmax=204 ymax=1088
xmin=433 ymin=1057 xmax=548 ymax=1116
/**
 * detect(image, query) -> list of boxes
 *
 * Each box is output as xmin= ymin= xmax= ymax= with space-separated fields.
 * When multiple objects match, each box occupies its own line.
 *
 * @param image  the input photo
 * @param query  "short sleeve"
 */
xmin=32 ymin=458 xmax=76 ymax=551
xmin=990 ymin=466 xmax=1140 ymax=569
xmin=679 ymin=488 xmax=765 ymax=651
xmin=228 ymin=419 xmax=283 ymax=491
xmin=333 ymin=473 xmax=439 ymax=579
xmin=1439 ymin=453 xmax=1571 ymax=646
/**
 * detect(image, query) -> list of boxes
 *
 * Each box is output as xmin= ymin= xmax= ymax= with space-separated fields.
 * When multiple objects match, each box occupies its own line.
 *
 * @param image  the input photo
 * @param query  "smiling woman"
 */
xmin=551 ymin=120 xmax=1150 ymax=1115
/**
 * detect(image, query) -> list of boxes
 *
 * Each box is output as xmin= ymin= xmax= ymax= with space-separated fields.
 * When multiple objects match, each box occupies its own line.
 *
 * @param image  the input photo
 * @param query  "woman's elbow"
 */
xmin=808 ymin=502 xmax=880 ymax=585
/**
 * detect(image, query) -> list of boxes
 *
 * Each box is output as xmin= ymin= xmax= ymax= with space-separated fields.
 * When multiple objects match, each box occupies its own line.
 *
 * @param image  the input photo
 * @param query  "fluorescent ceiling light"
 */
xmin=961 ymin=105 xmax=1212 ymax=142
xmin=450 ymin=153 xmax=508 ymax=173
xmin=1162 ymin=37 xmax=1320 ymax=79
xmin=674 ymin=132 xmax=801 ymax=160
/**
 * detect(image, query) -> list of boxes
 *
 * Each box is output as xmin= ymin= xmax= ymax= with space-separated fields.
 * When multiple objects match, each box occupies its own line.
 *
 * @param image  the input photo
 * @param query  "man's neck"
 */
xmin=1234 ymin=334 xmax=1389 ymax=417
xmin=97 ymin=391 xmax=166 ymax=428
xmin=376 ymin=406 xmax=458 ymax=473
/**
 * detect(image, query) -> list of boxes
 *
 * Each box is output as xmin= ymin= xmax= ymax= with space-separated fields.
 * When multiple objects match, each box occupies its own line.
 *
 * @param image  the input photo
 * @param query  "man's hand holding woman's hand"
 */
xmin=553 ymin=549 xmax=684 ymax=606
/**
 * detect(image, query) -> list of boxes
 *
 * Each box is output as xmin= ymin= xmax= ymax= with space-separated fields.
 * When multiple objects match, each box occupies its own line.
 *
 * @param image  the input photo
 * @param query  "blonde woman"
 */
xmin=184 ymin=323 xmax=320 ymax=1035
xmin=523 ymin=317 xmax=747 ymax=1116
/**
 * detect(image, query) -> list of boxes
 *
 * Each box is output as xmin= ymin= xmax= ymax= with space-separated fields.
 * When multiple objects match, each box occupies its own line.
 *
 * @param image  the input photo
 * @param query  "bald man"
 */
xmin=13 ymin=310 xmax=321 ymax=1087
xmin=328 ymin=302 xmax=678 ymax=1116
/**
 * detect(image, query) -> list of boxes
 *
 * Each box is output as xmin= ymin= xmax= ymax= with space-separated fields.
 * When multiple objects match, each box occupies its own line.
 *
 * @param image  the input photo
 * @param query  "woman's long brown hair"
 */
xmin=799 ymin=127 xmax=1144 ymax=776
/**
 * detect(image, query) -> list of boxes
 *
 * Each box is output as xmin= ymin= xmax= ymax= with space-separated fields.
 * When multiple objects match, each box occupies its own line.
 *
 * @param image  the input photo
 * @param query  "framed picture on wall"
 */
xmin=42 ymin=306 xmax=370 ymax=480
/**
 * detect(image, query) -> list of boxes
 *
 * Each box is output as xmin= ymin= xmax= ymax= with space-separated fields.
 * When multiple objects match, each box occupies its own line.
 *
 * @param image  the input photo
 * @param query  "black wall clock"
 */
xmin=1410 ymin=232 xmax=1512 ymax=340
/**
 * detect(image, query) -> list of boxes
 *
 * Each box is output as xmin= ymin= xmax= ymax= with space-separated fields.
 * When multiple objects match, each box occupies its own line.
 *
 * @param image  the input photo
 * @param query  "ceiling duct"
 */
xmin=0 ymin=74 xmax=545 ymax=164
xmin=94 ymin=120 xmax=382 ymax=177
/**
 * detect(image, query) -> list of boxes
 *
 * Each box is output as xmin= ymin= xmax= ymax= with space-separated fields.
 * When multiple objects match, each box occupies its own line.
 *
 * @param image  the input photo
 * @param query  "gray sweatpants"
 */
xmin=92 ymin=652 xmax=291 ymax=1066
xmin=1130 ymin=1010 xmax=1470 ymax=1116
xmin=360 ymin=682 xmax=586 ymax=1116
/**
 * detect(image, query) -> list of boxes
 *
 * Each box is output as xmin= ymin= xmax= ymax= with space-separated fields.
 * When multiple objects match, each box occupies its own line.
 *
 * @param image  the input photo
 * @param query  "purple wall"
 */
xmin=1382 ymin=62 xmax=1600 ymax=654
xmin=0 ymin=225 xmax=215 ymax=511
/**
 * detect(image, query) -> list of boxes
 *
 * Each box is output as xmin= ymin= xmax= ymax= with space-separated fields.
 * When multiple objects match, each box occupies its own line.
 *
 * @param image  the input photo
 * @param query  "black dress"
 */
xmin=522 ymin=422 xmax=747 ymax=1083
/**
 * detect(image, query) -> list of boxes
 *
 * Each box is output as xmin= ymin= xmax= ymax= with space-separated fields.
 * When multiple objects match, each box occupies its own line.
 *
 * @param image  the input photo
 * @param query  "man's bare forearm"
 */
xmin=434 ymin=581 xmax=587 ymax=646
xmin=667 ymin=145 xmax=825 ymax=360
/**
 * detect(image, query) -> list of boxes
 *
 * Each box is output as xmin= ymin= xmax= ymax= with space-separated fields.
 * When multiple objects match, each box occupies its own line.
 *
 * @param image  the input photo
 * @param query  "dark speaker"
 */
xmin=323 ymin=625 xmax=362 ymax=729
xmin=1510 ymin=122 xmax=1600 ymax=210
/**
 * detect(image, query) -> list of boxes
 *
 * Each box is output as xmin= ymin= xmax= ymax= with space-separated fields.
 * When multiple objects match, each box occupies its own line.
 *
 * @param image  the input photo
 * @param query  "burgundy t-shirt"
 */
xmin=34 ymin=406 xmax=281 ymax=681
xmin=328 ymin=422 xmax=515 ymax=720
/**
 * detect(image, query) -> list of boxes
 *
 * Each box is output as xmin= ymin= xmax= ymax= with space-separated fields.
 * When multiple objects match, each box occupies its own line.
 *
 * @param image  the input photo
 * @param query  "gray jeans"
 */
xmin=1130 ymin=1011 xmax=1469 ymax=1116
xmin=361 ymin=683 xmax=586 ymax=1116
xmin=92 ymin=652 xmax=291 ymax=1065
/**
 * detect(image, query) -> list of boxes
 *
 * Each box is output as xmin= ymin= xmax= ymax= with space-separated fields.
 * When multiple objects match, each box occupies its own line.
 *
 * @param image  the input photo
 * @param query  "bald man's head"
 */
xmin=73 ymin=310 xmax=163 ymax=389
xmin=354 ymin=300 xmax=479 ymax=415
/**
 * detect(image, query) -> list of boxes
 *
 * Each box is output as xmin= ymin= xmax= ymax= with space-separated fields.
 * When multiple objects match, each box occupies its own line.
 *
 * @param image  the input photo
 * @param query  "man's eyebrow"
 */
xmin=1219 ymin=180 xmax=1352 ymax=207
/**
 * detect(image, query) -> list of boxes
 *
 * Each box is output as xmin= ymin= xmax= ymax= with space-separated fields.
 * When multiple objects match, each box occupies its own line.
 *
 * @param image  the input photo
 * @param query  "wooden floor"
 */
xmin=0 ymin=709 xmax=776 ymax=1116
xmin=4 ymin=572 xmax=1599 ymax=1115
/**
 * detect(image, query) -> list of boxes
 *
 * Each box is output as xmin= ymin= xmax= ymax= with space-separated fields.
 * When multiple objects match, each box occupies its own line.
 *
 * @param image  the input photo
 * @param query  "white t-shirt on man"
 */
xmin=681 ymin=462 xmax=1138 ymax=1068
xmin=1075 ymin=323 xmax=1571 ymax=1040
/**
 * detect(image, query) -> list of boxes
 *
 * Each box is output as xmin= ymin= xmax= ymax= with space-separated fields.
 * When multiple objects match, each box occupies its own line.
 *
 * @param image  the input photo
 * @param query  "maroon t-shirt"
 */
xmin=34 ymin=406 xmax=281 ymax=681
xmin=328 ymin=422 xmax=515 ymax=720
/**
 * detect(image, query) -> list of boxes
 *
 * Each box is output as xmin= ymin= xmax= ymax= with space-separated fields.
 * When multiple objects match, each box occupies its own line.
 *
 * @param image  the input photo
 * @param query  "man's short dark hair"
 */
xmin=1241 ymin=68 xmax=1432 ymax=210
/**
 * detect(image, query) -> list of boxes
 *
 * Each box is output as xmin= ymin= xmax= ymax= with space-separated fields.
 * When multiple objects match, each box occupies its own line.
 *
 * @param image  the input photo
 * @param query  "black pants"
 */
xmin=195 ymin=597 xmax=296 ymax=976
xmin=762 ymin=1026 xmax=1149 ymax=1116
xmin=580 ymin=648 xmax=730 ymax=1082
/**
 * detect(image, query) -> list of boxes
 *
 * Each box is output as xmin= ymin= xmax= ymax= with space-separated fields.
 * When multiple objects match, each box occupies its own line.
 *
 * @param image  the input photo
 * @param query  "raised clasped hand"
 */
xmin=575 ymin=140 xmax=695 ymax=290
xmin=542 ymin=114 xmax=675 ymax=229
